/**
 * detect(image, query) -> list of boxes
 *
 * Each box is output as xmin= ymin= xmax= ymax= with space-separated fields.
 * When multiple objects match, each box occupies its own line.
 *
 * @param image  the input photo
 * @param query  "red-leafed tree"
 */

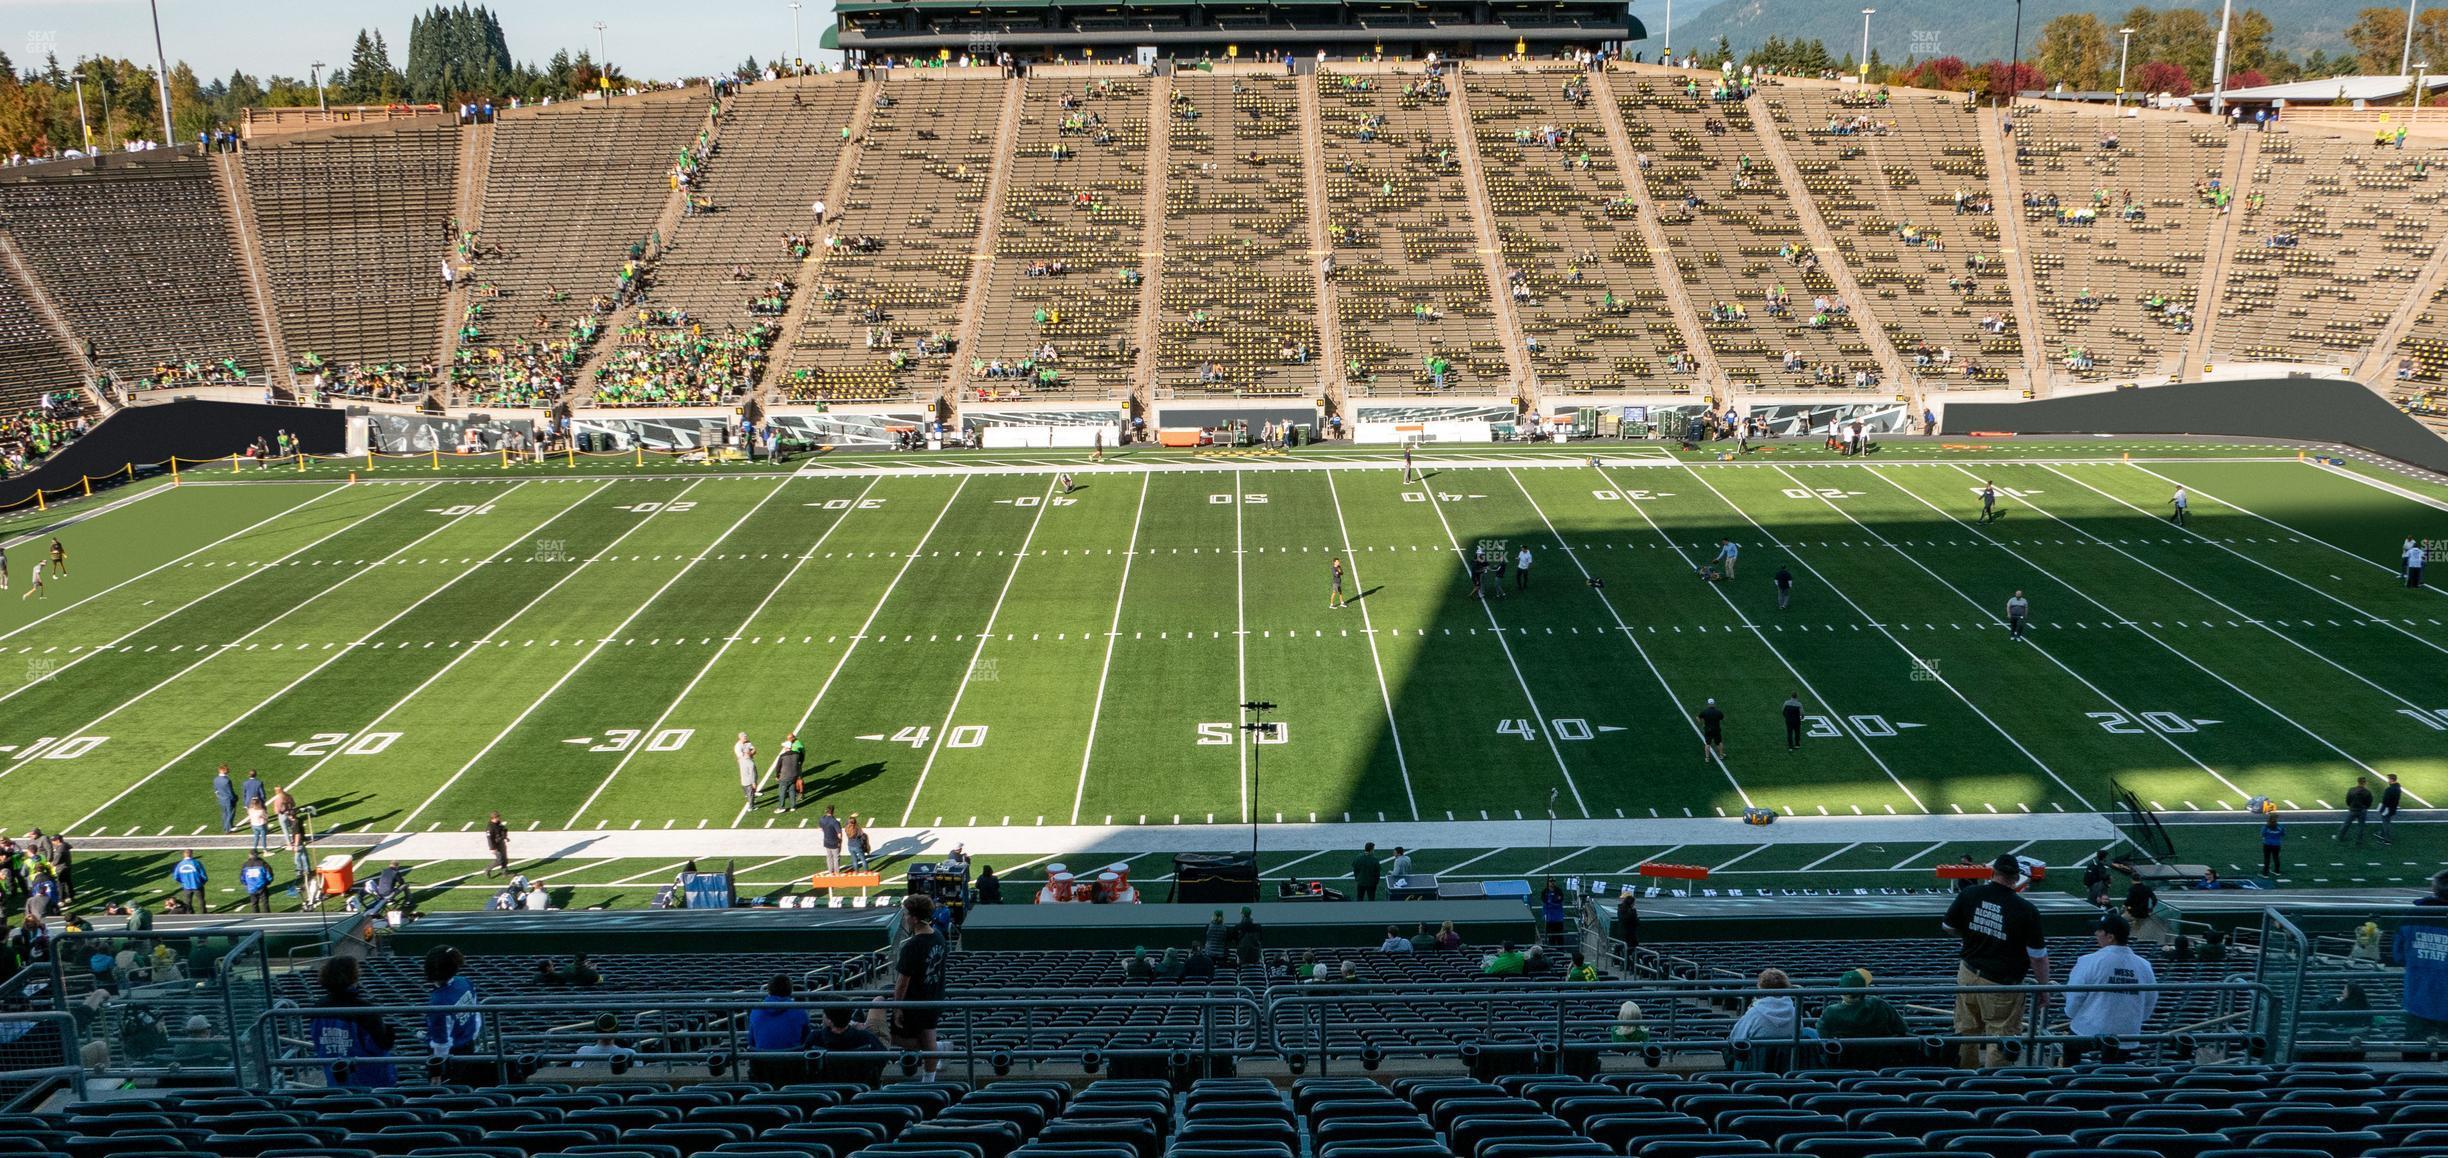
xmin=2136 ymin=60 xmax=2195 ymax=96
xmin=1895 ymin=54 xmax=1971 ymax=91
xmin=2223 ymin=68 xmax=2272 ymax=91
xmin=1978 ymin=60 xmax=2047 ymax=97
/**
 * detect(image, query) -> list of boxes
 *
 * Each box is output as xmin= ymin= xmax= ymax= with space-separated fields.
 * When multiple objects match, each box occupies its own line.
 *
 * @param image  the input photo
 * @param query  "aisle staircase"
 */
xmin=1446 ymin=71 xmax=1534 ymax=407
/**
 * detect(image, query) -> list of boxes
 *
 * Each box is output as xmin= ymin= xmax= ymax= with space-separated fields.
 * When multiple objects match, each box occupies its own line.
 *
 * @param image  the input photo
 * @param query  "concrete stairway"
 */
xmin=1976 ymin=107 xmax=2054 ymax=394
xmin=1128 ymin=74 xmax=1173 ymax=418
xmin=210 ymin=153 xmax=293 ymax=396
xmin=2356 ymin=235 xmax=2448 ymax=385
xmin=572 ymin=107 xmax=723 ymax=402
xmin=942 ymin=75 xmax=1029 ymax=418
xmin=434 ymin=121 xmax=494 ymax=394
xmin=1295 ymin=74 xmax=1349 ymax=415
xmin=2180 ymin=130 xmax=2257 ymax=378
xmin=1592 ymin=69 xmax=1727 ymax=398
xmin=1745 ymin=89 xmax=1913 ymax=397
xmin=0 ymin=234 xmax=104 ymax=412
xmin=766 ymin=78 xmax=880 ymax=408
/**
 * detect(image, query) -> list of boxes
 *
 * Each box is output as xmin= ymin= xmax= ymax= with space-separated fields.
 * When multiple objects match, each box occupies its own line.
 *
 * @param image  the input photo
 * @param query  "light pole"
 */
xmin=72 ymin=76 xmax=90 ymax=155
xmin=2405 ymin=0 xmax=2422 ymax=78
xmin=2001 ymin=0 xmax=2023 ymax=108
xmin=790 ymin=1 xmax=804 ymax=69
xmin=1859 ymin=9 xmax=1876 ymax=84
xmin=2115 ymin=27 xmax=2134 ymax=112
xmin=2419 ymin=61 xmax=2433 ymax=128
xmin=1662 ymin=0 xmax=1673 ymax=66
xmin=2209 ymin=0 xmax=2235 ymax=117
xmin=310 ymin=61 xmax=326 ymax=113
xmin=147 ymin=0 xmax=174 ymax=147
xmin=595 ymin=21 xmax=610 ymax=101
xmin=1240 ymin=701 xmax=1276 ymax=882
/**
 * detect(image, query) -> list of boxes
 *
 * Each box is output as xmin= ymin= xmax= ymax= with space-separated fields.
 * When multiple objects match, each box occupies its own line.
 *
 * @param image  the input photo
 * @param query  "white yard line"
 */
xmin=1875 ymin=465 xmax=2375 ymax=798
xmin=2124 ymin=461 xmax=2448 ymax=595
xmin=396 ymin=477 xmax=738 ymax=829
xmin=0 ymin=484 xmax=340 ymax=645
xmin=2299 ymin=458 xmax=2448 ymax=514
xmin=1797 ymin=842 xmax=1862 ymax=872
xmin=568 ymin=477 xmax=878 ymax=825
xmin=1322 ymin=471 xmax=1417 ymax=820
xmin=278 ymin=482 xmax=622 ymax=795
xmin=0 ymin=483 xmax=445 ymax=788
xmin=898 ymin=476 xmax=1061 ymax=825
xmin=1068 ymin=473 xmax=1150 ymax=823
xmin=1709 ymin=845 xmax=1771 ymax=872
xmin=1604 ymin=463 xmax=1927 ymax=813
xmin=69 ymin=481 xmax=590 ymax=829
xmin=1523 ymin=845 xmax=1598 ymax=877
xmin=1947 ymin=463 xmax=2444 ymax=746
xmin=1434 ymin=847 xmax=1514 ymax=876
xmin=1236 ymin=469 xmax=1251 ymax=824
xmin=2046 ymin=464 xmax=2448 ymax=659
xmin=0 ymin=486 xmax=387 ymax=712
xmin=1616 ymin=844 xmax=1681 ymax=875
xmin=1264 ymin=848 xmax=1340 ymax=878
xmin=762 ymin=477 xmax=971 ymax=824
xmin=1744 ymin=465 xmax=2095 ymax=809
xmin=0 ymin=482 xmax=175 ymax=549
xmin=1887 ymin=841 xmax=1948 ymax=871
xmin=1505 ymin=469 xmax=1754 ymax=808
xmin=1822 ymin=465 xmax=2251 ymax=804
xmin=1411 ymin=472 xmax=1589 ymax=816
xmin=606 ymin=858 xmax=700 ymax=886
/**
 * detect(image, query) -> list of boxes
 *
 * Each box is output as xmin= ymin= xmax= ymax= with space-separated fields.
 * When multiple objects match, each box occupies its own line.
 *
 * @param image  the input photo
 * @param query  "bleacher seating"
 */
xmin=2392 ymin=276 xmax=2448 ymax=430
xmin=0 ymin=261 xmax=85 ymax=419
xmin=2213 ymin=134 xmax=2445 ymax=370
xmin=1155 ymin=72 xmax=1322 ymax=398
xmin=1766 ymin=84 xmax=2022 ymax=388
xmin=459 ymin=90 xmax=709 ymax=407
xmin=1317 ymin=68 xmax=1510 ymax=395
xmin=598 ymin=77 xmax=860 ymax=405
xmin=23 ymin=1064 xmax=2448 ymax=1156
xmin=242 ymin=125 xmax=459 ymax=369
xmin=967 ymin=73 xmax=1153 ymax=400
xmin=1617 ymin=75 xmax=1878 ymax=389
xmin=2010 ymin=104 xmax=2229 ymax=381
xmin=781 ymin=73 xmax=1001 ymax=403
xmin=0 ymin=156 xmax=265 ymax=391
xmin=1469 ymin=68 xmax=1686 ymax=393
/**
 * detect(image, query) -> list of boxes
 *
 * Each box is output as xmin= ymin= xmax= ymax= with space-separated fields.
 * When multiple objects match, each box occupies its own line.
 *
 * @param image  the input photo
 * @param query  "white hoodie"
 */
xmin=1730 ymin=994 xmax=1800 ymax=1044
xmin=2063 ymin=943 xmax=2159 ymax=1037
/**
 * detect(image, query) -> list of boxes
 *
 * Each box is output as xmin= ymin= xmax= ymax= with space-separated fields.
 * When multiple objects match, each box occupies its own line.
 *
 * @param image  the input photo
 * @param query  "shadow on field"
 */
xmin=804 ymin=760 xmax=886 ymax=801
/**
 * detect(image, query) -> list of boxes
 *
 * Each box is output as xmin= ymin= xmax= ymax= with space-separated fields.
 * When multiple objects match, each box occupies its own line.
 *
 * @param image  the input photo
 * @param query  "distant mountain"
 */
xmin=1639 ymin=0 xmax=2362 ymax=68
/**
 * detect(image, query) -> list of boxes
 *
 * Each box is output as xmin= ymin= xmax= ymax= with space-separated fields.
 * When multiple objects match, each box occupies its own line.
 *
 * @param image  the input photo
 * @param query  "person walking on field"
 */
xmin=1773 ymin=565 xmax=1793 ymax=609
xmin=775 ymin=732 xmax=806 ymax=813
xmin=19 ymin=559 xmax=42 ymax=600
xmin=819 ymin=805 xmax=844 ymax=874
xmin=1328 ymin=557 xmax=1346 ymax=609
xmin=47 ymin=537 xmax=64 ymax=578
xmin=1782 ymin=693 xmax=1804 ymax=751
xmin=1978 ymin=481 xmax=1998 ymax=525
xmin=2406 ymin=538 xmax=2426 ymax=589
xmin=212 ymin=765 xmax=237 ymax=833
xmin=733 ymin=732 xmax=759 ymax=806
xmin=171 ymin=851 xmax=208 ymax=913
xmin=1697 ymin=698 xmax=1726 ymax=763
xmin=2168 ymin=486 xmax=2189 ymax=527
xmin=485 ymin=813 xmax=510 ymax=878
xmin=1515 ymin=545 xmax=1532 ymax=591
xmin=2005 ymin=590 xmax=2029 ymax=640
xmin=2379 ymin=773 xmax=2403 ymax=845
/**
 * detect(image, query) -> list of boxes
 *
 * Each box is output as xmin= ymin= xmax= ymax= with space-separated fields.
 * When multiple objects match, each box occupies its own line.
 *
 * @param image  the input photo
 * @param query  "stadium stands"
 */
xmin=1317 ymin=67 xmax=1510 ymax=395
xmin=967 ymin=72 xmax=1154 ymax=400
xmin=780 ymin=72 xmax=1002 ymax=403
xmin=0 ymin=255 xmax=88 ymax=419
xmin=241 ymin=124 xmax=459 ymax=379
xmin=2394 ymin=275 xmax=2448 ymax=427
xmin=1156 ymin=72 xmax=1323 ymax=398
xmin=1765 ymin=84 xmax=2024 ymax=389
xmin=2210 ymin=135 xmax=2447 ymax=370
xmin=2009 ymin=104 xmax=2231 ymax=382
xmin=0 ymin=156 xmax=265 ymax=392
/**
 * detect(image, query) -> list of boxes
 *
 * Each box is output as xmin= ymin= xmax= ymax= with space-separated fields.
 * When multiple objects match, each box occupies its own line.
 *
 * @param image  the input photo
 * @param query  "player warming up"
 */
xmin=1977 ymin=482 xmax=1998 ymax=525
xmin=1328 ymin=557 xmax=1346 ymax=609
xmin=1696 ymin=698 xmax=1726 ymax=764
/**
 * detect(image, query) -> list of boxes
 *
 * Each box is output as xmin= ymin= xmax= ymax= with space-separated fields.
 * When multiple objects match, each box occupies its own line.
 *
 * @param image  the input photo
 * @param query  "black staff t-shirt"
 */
xmin=1944 ymin=881 xmax=2046 ymax=984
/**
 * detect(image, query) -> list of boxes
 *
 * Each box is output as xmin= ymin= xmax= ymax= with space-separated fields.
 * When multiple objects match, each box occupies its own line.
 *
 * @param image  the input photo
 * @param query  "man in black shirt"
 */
xmin=2379 ymin=774 xmax=2403 ymax=845
xmin=1351 ymin=843 xmax=1382 ymax=901
xmin=1697 ymin=699 xmax=1726 ymax=763
xmin=1782 ymin=694 xmax=1804 ymax=750
xmin=892 ymin=894 xmax=949 ymax=1081
xmin=1941 ymin=854 xmax=2051 ymax=1067
xmin=1616 ymin=889 xmax=1639 ymax=963
xmin=2336 ymin=776 xmax=2374 ymax=846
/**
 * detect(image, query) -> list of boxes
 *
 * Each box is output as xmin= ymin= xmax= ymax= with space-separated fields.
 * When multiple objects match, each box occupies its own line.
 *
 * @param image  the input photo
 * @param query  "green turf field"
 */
xmin=3 ymin=441 xmax=2444 ymax=912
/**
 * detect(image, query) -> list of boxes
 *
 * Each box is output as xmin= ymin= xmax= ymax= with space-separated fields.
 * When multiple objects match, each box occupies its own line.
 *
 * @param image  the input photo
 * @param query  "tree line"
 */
xmin=0 ymin=4 xmax=636 ymax=159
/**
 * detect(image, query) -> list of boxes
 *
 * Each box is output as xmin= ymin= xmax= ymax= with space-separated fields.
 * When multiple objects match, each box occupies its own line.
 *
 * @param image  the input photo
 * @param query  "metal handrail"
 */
xmin=0 ymin=1010 xmax=88 ymax=1111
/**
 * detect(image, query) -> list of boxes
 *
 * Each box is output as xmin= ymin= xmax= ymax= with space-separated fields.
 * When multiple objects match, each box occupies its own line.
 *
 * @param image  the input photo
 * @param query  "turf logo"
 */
xmin=972 ymin=658 xmax=1000 ymax=683
xmin=1909 ymin=657 xmax=1941 ymax=682
xmin=24 ymin=656 xmax=56 ymax=684
xmin=529 ymin=538 xmax=569 ymax=563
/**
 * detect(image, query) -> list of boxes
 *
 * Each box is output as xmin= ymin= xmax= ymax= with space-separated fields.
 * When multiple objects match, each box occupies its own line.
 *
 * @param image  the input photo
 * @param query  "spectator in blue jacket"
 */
xmin=746 ymin=973 xmax=811 ymax=1082
xmin=309 ymin=956 xmax=398 ymax=1087
xmin=240 ymin=853 xmax=275 ymax=913
xmin=171 ymin=850 xmax=208 ymax=912
xmin=423 ymin=946 xmax=482 ymax=1076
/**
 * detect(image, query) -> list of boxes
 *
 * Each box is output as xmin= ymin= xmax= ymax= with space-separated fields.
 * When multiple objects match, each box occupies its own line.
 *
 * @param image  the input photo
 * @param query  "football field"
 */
xmin=3 ymin=440 xmax=2445 ymax=909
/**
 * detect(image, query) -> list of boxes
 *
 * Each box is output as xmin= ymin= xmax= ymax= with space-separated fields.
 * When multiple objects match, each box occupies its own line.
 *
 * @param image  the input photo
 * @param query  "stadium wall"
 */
xmin=1942 ymin=377 xmax=2448 ymax=475
xmin=1 ymin=399 xmax=343 ymax=512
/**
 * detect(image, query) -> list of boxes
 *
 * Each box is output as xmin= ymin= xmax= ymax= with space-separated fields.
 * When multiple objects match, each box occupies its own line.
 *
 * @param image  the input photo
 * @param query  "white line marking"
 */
xmin=1236 ymin=468 xmax=1251 ymax=824
xmin=1887 ymin=841 xmax=1948 ymax=871
xmin=398 ymin=478 xmax=731 ymax=828
xmin=571 ymin=478 xmax=879 ymax=825
xmin=1507 ymin=469 xmax=1753 ymax=808
xmin=1069 ymin=473 xmax=1150 ymax=824
xmin=1798 ymin=842 xmax=1862 ymax=872
xmin=2124 ymin=461 xmax=2448 ymax=596
xmin=899 ymin=477 xmax=1060 ymax=825
xmin=1524 ymin=845 xmax=1598 ymax=877
xmin=1323 ymin=471 xmax=1418 ymax=821
xmin=1410 ymin=472 xmax=1589 ymax=815
xmin=1709 ymin=845 xmax=1771 ymax=872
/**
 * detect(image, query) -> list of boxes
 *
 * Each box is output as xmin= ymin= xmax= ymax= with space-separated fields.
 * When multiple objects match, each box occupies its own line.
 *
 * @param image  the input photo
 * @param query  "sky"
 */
xmin=0 ymin=1 xmax=836 ymax=83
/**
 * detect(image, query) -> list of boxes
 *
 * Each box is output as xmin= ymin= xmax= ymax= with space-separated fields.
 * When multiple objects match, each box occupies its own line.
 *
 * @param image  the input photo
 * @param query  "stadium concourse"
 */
xmin=6 ymin=20 xmax=2448 ymax=1152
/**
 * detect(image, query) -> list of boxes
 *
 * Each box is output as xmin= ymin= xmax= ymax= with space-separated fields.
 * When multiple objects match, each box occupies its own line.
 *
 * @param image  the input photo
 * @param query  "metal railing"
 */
xmin=2261 ymin=906 xmax=2448 ymax=1062
xmin=1266 ymin=976 xmax=2273 ymax=1074
xmin=243 ymin=990 xmax=1267 ymax=1089
xmin=41 ymin=929 xmax=272 ymax=1088
xmin=0 ymin=1009 xmax=85 ymax=1111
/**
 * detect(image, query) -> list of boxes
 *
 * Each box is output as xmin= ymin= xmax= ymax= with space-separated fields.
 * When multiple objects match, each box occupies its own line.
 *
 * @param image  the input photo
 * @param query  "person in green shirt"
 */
xmin=1483 ymin=943 xmax=1527 ymax=977
xmin=1566 ymin=951 xmax=1598 ymax=982
xmin=1815 ymin=968 xmax=1912 ymax=1067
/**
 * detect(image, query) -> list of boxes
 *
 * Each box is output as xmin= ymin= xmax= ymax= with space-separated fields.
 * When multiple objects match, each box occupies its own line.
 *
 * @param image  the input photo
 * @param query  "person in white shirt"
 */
xmin=2406 ymin=537 xmax=2427 ymax=589
xmin=1515 ymin=546 xmax=1533 ymax=591
xmin=573 ymin=1013 xmax=635 ymax=1070
xmin=1377 ymin=926 xmax=1412 ymax=952
xmin=2168 ymin=487 xmax=2189 ymax=526
xmin=1729 ymin=968 xmax=1806 ymax=1072
xmin=522 ymin=883 xmax=551 ymax=911
xmin=734 ymin=732 xmax=759 ymax=805
xmin=2062 ymin=912 xmax=2157 ymax=1064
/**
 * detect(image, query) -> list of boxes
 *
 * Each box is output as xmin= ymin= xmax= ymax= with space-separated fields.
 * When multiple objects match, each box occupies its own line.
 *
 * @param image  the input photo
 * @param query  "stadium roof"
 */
xmin=2188 ymin=74 xmax=2448 ymax=105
